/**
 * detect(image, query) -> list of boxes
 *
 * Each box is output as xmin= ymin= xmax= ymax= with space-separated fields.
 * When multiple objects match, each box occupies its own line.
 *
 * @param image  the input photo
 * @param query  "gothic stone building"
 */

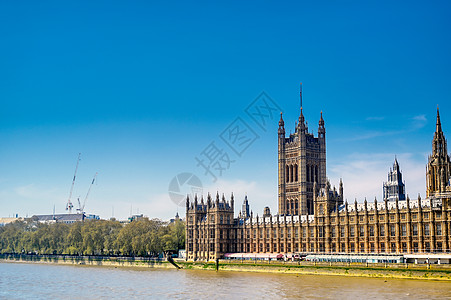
xmin=185 ymin=107 xmax=451 ymax=261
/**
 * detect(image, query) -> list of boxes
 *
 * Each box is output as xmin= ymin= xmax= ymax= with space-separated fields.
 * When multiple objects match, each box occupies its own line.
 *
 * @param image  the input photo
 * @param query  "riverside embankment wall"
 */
xmin=1 ymin=254 xmax=451 ymax=281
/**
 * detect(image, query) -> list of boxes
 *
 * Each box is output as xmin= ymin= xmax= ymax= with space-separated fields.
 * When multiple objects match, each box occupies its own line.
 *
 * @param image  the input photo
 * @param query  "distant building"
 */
xmin=0 ymin=217 xmax=21 ymax=227
xmin=32 ymin=213 xmax=85 ymax=224
xmin=383 ymin=158 xmax=406 ymax=201
xmin=85 ymin=214 xmax=100 ymax=220
xmin=128 ymin=214 xmax=144 ymax=223
xmin=169 ymin=212 xmax=181 ymax=223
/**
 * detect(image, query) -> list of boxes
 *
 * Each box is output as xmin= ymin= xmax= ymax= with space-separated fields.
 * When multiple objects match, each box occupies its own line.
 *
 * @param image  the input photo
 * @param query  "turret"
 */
xmin=318 ymin=111 xmax=325 ymax=139
xmin=230 ymin=192 xmax=234 ymax=210
xmin=263 ymin=206 xmax=271 ymax=217
xmin=384 ymin=157 xmax=406 ymax=201
xmin=339 ymin=178 xmax=344 ymax=200
xmin=207 ymin=193 xmax=212 ymax=208
xmin=278 ymin=112 xmax=285 ymax=137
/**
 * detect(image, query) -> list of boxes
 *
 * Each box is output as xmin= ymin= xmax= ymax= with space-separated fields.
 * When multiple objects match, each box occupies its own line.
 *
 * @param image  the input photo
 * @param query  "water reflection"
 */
xmin=1 ymin=262 xmax=450 ymax=299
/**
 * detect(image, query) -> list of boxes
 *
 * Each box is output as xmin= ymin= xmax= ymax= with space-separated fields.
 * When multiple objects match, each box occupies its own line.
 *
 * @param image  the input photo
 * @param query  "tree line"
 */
xmin=0 ymin=217 xmax=185 ymax=257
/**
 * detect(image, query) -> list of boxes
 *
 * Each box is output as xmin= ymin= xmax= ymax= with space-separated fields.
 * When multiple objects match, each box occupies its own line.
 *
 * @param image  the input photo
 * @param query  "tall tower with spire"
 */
xmin=383 ymin=157 xmax=406 ymax=201
xmin=241 ymin=195 xmax=250 ymax=218
xmin=426 ymin=107 xmax=451 ymax=196
xmin=278 ymin=86 xmax=327 ymax=215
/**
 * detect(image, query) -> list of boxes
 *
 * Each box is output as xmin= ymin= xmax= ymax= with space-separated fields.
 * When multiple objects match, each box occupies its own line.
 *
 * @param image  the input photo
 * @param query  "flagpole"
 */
xmin=300 ymin=82 xmax=303 ymax=109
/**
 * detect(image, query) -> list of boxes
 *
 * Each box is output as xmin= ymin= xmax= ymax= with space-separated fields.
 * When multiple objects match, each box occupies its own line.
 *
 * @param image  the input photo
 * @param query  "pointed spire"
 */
xmin=279 ymin=112 xmax=284 ymax=127
xmin=299 ymin=107 xmax=305 ymax=125
xmin=393 ymin=156 xmax=399 ymax=170
xmin=431 ymin=105 xmax=447 ymax=162
xmin=436 ymin=105 xmax=442 ymax=133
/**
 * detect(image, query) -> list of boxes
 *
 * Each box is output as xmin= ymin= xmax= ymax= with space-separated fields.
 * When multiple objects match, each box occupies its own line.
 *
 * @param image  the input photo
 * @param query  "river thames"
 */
xmin=1 ymin=262 xmax=450 ymax=299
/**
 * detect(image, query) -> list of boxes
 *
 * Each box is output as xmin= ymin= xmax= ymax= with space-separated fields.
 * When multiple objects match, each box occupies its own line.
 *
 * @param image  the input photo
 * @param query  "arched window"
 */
xmin=315 ymin=166 xmax=319 ymax=183
xmin=311 ymin=167 xmax=315 ymax=183
xmin=306 ymin=165 xmax=310 ymax=182
xmin=286 ymin=165 xmax=289 ymax=183
xmin=295 ymin=164 xmax=298 ymax=182
xmin=290 ymin=165 xmax=294 ymax=182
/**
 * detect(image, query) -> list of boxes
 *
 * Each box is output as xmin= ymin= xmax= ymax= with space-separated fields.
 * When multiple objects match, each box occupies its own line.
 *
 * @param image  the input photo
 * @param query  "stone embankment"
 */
xmin=2 ymin=254 xmax=450 ymax=281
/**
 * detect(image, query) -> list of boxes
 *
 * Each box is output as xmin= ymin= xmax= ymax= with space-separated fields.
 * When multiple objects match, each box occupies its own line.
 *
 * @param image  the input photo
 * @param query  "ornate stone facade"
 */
xmin=185 ymin=107 xmax=451 ymax=261
xmin=278 ymin=109 xmax=326 ymax=215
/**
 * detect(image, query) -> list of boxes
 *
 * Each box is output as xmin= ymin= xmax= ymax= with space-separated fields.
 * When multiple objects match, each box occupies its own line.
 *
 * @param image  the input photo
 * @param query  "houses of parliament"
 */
xmin=185 ymin=99 xmax=451 ymax=261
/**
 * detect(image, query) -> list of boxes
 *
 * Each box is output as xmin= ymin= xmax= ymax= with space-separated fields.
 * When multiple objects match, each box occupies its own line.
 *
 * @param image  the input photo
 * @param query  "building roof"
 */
xmin=32 ymin=213 xmax=84 ymax=222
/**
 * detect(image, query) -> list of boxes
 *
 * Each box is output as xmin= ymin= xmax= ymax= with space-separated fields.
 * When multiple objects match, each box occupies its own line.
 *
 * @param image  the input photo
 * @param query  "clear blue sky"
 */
xmin=1 ymin=1 xmax=450 ymax=220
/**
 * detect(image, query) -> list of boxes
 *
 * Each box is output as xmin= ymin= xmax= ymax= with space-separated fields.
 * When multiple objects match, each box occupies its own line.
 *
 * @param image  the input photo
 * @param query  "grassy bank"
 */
xmin=2 ymin=254 xmax=451 ymax=281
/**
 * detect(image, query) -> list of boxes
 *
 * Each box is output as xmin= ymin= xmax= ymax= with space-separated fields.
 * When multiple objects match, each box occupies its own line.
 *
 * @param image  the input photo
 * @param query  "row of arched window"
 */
xmin=286 ymin=199 xmax=299 ymax=215
xmin=285 ymin=164 xmax=298 ymax=182
xmin=285 ymin=164 xmax=319 ymax=183
xmin=306 ymin=165 xmax=319 ymax=183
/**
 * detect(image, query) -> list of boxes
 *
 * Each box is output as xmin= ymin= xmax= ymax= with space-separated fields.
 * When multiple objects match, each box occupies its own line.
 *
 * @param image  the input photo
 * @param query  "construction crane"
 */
xmin=77 ymin=172 xmax=98 ymax=214
xmin=66 ymin=153 xmax=81 ymax=214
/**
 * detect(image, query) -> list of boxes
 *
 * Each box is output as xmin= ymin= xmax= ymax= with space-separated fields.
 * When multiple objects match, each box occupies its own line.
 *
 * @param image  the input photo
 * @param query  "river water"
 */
xmin=1 ymin=262 xmax=450 ymax=299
